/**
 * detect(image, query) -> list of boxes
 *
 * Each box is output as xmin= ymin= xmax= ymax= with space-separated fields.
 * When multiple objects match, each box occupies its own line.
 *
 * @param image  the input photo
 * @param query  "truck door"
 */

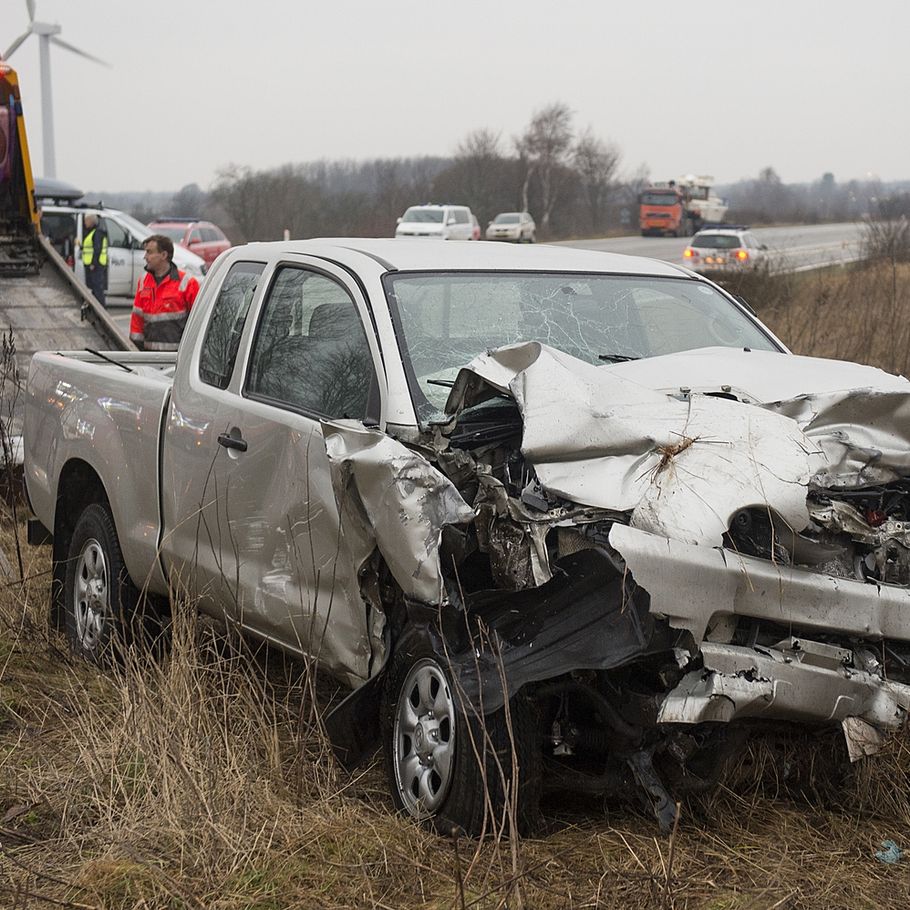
xmin=162 ymin=258 xmax=383 ymax=684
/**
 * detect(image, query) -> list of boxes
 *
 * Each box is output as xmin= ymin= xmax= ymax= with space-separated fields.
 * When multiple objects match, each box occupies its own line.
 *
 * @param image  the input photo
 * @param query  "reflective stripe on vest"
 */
xmin=82 ymin=229 xmax=108 ymax=267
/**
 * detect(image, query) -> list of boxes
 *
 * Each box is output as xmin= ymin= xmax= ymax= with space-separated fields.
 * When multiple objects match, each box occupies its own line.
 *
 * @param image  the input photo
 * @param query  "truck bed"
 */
xmin=0 ymin=237 xmax=130 ymax=440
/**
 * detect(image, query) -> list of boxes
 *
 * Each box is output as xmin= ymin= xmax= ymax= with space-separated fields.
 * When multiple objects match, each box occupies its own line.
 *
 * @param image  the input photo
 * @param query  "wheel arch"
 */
xmin=50 ymin=459 xmax=110 ymax=630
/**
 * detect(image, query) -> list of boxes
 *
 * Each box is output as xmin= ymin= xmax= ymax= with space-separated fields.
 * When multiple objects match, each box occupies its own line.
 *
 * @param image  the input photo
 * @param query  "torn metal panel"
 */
xmin=657 ymin=642 xmax=910 ymax=730
xmin=448 ymin=342 xmax=822 ymax=547
xmin=322 ymin=420 xmax=475 ymax=605
xmin=449 ymin=548 xmax=674 ymax=714
xmin=609 ymin=523 xmax=910 ymax=644
xmin=842 ymin=716 xmax=886 ymax=762
xmin=767 ymin=388 xmax=910 ymax=488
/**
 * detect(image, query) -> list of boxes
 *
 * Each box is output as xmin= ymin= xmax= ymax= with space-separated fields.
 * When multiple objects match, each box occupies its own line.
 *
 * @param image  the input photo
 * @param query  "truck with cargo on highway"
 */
xmin=639 ymin=175 xmax=728 ymax=237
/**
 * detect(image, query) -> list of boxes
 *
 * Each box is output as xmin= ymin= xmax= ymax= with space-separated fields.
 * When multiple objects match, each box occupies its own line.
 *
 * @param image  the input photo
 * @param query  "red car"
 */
xmin=147 ymin=218 xmax=231 ymax=266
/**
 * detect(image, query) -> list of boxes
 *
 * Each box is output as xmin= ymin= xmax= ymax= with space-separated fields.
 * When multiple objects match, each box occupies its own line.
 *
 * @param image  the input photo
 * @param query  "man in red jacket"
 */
xmin=130 ymin=234 xmax=200 ymax=351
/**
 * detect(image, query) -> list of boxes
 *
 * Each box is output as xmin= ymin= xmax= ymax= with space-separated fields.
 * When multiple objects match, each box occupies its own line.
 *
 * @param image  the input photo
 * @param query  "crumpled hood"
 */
xmin=603 ymin=345 xmax=910 ymax=404
xmin=607 ymin=347 xmax=910 ymax=488
xmin=446 ymin=343 xmax=910 ymax=546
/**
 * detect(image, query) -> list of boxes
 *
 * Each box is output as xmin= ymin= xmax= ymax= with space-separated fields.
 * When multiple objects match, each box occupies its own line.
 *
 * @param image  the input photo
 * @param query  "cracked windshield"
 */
xmin=386 ymin=272 xmax=778 ymax=417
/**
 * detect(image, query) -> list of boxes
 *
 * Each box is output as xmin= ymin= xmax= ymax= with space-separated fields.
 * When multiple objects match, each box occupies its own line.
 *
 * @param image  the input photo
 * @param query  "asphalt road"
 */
xmin=559 ymin=221 xmax=865 ymax=273
xmin=106 ymin=223 xmax=866 ymax=339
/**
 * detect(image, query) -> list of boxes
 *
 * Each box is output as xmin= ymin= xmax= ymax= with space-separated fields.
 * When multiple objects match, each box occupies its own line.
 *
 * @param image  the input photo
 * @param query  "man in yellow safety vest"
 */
xmin=82 ymin=213 xmax=108 ymax=306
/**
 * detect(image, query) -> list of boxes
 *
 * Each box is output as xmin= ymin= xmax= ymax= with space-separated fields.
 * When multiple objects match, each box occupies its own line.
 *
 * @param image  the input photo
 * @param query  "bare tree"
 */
xmin=170 ymin=183 xmax=207 ymax=218
xmin=572 ymin=129 xmax=621 ymax=234
xmin=457 ymin=127 xmax=501 ymax=162
xmin=515 ymin=101 xmax=574 ymax=234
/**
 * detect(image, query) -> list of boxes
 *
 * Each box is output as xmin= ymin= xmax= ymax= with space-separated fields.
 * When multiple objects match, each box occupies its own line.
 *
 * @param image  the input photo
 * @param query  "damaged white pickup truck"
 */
xmin=24 ymin=239 xmax=910 ymax=835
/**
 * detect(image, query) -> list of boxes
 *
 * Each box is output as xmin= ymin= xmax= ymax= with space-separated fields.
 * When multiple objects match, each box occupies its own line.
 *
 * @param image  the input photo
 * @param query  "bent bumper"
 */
xmin=659 ymin=641 xmax=910 ymax=731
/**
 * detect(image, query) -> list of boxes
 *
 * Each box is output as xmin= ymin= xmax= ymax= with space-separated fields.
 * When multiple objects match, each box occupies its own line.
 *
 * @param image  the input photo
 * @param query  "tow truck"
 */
xmin=0 ymin=61 xmax=128 ymax=447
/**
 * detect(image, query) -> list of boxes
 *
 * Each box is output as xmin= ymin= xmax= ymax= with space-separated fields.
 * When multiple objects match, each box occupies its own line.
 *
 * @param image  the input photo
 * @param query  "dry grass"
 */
xmin=0 ymin=523 xmax=908 ymax=909
xmin=724 ymin=258 xmax=910 ymax=378
xmin=3 ymin=256 xmax=910 ymax=907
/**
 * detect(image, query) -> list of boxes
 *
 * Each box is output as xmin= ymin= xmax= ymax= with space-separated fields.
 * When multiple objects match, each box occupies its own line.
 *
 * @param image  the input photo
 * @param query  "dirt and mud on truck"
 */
xmin=0 ymin=61 xmax=40 ymax=276
xmin=24 ymin=240 xmax=910 ymax=838
xmin=639 ymin=175 xmax=728 ymax=237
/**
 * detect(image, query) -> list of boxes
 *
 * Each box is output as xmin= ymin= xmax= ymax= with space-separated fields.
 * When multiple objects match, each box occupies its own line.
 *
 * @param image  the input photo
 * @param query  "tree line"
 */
xmin=103 ymin=101 xmax=908 ymax=242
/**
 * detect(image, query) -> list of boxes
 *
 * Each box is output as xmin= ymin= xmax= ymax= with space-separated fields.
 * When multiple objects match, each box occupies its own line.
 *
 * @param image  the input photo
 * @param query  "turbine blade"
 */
xmin=4 ymin=30 xmax=32 ymax=60
xmin=26 ymin=0 xmax=35 ymax=22
xmin=49 ymin=36 xmax=110 ymax=67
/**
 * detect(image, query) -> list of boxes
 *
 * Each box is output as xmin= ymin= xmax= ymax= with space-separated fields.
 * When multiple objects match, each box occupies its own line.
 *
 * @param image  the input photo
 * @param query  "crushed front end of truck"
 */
xmin=324 ymin=341 xmax=910 ymax=831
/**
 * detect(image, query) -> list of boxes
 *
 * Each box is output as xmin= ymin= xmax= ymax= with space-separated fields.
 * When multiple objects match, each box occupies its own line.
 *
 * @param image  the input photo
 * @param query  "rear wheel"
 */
xmin=63 ymin=502 xmax=139 ymax=664
xmin=383 ymin=633 xmax=541 ymax=836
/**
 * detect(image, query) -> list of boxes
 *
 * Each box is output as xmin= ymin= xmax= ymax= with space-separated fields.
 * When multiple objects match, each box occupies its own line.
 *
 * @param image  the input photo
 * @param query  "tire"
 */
xmin=382 ymin=632 xmax=541 ymax=837
xmin=63 ymin=502 xmax=139 ymax=664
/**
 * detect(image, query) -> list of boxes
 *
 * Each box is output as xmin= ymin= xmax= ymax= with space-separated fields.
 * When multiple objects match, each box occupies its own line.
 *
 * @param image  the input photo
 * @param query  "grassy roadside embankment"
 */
xmin=1 ymin=252 xmax=910 ymax=908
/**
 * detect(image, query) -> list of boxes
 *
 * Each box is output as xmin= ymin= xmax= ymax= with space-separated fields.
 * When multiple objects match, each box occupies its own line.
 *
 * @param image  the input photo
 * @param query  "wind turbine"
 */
xmin=4 ymin=0 xmax=109 ymax=177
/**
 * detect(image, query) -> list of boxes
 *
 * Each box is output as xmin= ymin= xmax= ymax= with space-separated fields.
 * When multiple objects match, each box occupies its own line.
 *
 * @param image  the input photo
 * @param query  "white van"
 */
xmin=394 ymin=204 xmax=475 ymax=241
xmin=40 ymin=204 xmax=207 ymax=297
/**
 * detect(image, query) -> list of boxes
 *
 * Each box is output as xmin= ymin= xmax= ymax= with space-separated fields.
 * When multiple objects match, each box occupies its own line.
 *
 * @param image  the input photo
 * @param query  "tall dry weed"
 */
xmin=759 ymin=260 xmax=910 ymax=377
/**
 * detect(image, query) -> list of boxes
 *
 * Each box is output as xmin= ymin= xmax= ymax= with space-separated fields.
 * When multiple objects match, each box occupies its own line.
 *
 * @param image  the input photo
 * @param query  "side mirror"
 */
xmin=446 ymin=218 xmax=456 ymax=225
xmin=396 ymin=217 xmax=402 ymax=225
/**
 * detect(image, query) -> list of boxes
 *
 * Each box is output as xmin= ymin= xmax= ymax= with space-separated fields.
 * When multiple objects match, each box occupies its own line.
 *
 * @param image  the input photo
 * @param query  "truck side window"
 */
xmin=199 ymin=261 xmax=265 ymax=390
xmin=246 ymin=266 xmax=375 ymax=420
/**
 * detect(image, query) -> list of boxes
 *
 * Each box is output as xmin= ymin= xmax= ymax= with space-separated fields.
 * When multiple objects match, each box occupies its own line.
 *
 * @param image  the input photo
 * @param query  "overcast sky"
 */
xmin=2 ymin=0 xmax=907 ymax=193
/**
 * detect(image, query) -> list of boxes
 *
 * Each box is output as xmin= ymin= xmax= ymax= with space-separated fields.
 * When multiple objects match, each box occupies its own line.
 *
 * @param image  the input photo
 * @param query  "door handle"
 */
xmin=217 ymin=428 xmax=248 ymax=452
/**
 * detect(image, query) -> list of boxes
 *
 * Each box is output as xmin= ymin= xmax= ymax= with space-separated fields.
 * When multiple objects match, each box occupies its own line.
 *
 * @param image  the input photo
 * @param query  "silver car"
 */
xmin=684 ymin=226 xmax=768 ymax=272
xmin=486 ymin=211 xmax=536 ymax=242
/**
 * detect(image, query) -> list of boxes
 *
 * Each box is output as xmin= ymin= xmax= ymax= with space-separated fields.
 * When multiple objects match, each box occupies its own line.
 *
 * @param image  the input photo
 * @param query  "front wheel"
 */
xmin=63 ymin=502 xmax=139 ymax=663
xmin=382 ymin=633 xmax=541 ymax=836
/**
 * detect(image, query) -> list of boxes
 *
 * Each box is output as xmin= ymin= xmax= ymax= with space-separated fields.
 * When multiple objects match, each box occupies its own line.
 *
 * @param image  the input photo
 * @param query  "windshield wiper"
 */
xmin=426 ymin=379 xmax=455 ymax=388
xmin=597 ymin=353 xmax=639 ymax=363
xmin=85 ymin=348 xmax=134 ymax=373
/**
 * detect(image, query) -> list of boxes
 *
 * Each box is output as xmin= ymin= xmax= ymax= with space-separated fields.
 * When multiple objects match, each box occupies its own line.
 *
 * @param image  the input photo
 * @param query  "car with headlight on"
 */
xmin=486 ymin=211 xmax=536 ymax=242
xmin=25 ymin=239 xmax=910 ymax=839
xmin=683 ymin=226 xmax=768 ymax=272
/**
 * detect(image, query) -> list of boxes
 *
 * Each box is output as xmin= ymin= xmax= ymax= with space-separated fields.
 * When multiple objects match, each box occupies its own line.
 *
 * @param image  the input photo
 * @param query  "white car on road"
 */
xmin=486 ymin=211 xmax=536 ymax=243
xmin=394 ymin=205 xmax=475 ymax=241
xmin=683 ymin=226 xmax=768 ymax=272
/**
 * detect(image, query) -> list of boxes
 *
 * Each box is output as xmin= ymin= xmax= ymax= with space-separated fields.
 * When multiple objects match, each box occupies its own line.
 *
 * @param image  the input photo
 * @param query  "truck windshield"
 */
xmin=402 ymin=208 xmax=444 ymax=223
xmin=640 ymin=193 xmax=679 ymax=206
xmin=384 ymin=271 xmax=780 ymax=419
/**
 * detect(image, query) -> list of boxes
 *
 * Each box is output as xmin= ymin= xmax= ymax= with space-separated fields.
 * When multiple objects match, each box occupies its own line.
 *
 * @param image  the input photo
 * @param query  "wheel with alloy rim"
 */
xmin=63 ymin=502 xmax=138 ymax=663
xmin=382 ymin=631 xmax=542 ymax=836
xmin=73 ymin=537 xmax=109 ymax=651
xmin=393 ymin=658 xmax=457 ymax=819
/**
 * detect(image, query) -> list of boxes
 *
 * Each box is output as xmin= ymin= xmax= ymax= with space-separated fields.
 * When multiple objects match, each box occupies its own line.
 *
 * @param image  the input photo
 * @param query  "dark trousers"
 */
xmin=85 ymin=265 xmax=107 ymax=307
